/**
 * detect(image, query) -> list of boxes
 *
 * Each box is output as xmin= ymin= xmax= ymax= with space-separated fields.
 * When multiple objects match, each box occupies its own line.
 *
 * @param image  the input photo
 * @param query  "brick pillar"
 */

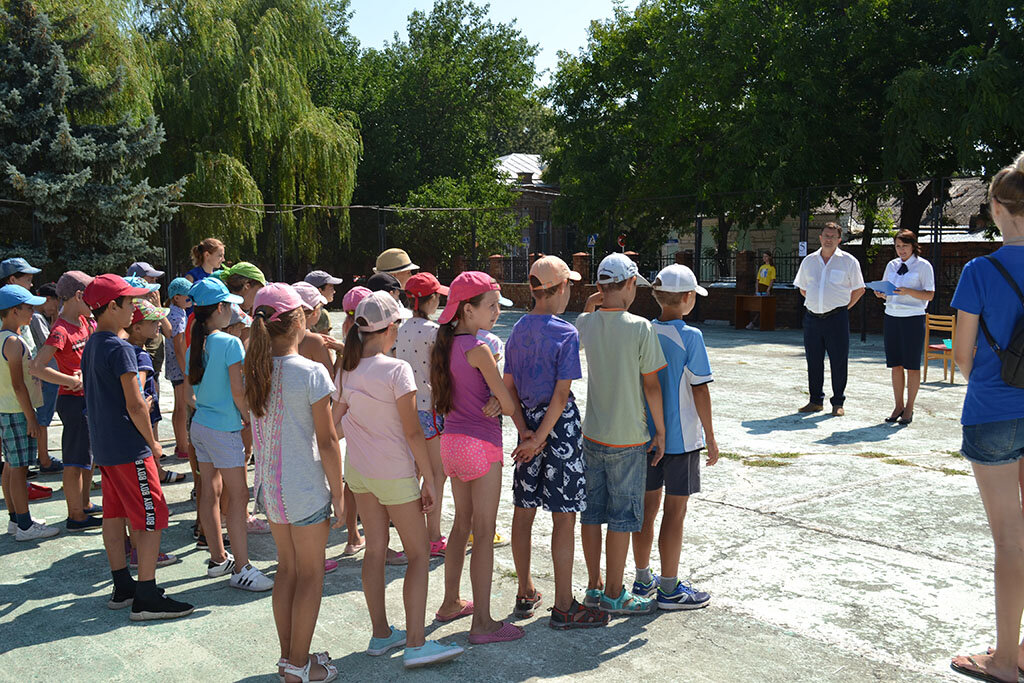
xmin=676 ymin=249 xmax=694 ymax=269
xmin=572 ymin=252 xmax=590 ymax=282
xmin=736 ymin=250 xmax=756 ymax=294
xmin=488 ymin=254 xmax=504 ymax=282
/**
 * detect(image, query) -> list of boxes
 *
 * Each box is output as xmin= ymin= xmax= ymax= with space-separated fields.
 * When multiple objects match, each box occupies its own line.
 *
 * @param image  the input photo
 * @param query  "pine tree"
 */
xmin=0 ymin=0 xmax=182 ymax=273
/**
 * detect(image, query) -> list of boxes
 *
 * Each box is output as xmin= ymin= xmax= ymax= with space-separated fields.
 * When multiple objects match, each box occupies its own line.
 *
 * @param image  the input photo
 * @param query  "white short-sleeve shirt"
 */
xmin=793 ymin=247 xmax=865 ymax=314
xmin=882 ymin=254 xmax=935 ymax=317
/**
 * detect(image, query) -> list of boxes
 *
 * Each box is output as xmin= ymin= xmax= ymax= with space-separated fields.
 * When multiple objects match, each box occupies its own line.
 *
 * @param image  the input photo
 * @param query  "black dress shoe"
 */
xmin=885 ymin=409 xmax=904 ymax=423
xmin=898 ymin=412 xmax=913 ymax=425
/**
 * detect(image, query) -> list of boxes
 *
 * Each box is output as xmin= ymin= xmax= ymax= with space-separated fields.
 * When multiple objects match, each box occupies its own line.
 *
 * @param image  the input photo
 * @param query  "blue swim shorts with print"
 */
xmin=513 ymin=399 xmax=585 ymax=513
xmin=418 ymin=410 xmax=445 ymax=440
xmin=579 ymin=439 xmax=647 ymax=533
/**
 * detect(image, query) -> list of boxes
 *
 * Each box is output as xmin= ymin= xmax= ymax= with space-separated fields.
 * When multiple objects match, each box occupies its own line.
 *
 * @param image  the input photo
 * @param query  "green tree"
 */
xmin=387 ymin=172 xmax=524 ymax=275
xmin=142 ymin=0 xmax=361 ymax=265
xmin=1 ymin=0 xmax=181 ymax=273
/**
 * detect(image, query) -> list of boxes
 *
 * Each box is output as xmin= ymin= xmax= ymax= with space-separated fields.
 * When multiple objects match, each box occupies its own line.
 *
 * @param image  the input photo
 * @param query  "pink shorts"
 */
xmin=440 ymin=433 xmax=503 ymax=482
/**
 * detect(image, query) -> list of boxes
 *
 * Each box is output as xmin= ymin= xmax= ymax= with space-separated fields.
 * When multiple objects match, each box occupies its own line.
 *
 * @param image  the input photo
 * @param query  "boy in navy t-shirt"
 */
xmin=81 ymin=274 xmax=193 ymax=621
xmin=632 ymin=265 xmax=718 ymax=610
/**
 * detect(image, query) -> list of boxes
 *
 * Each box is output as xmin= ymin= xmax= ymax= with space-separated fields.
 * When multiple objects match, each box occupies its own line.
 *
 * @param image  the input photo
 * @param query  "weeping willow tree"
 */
xmin=142 ymin=0 xmax=361 ymax=264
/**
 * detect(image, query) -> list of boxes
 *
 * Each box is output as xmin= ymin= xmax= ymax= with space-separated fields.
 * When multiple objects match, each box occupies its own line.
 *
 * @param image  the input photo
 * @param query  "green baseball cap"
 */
xmin=218 ymin=261 xmax=267 ymax=286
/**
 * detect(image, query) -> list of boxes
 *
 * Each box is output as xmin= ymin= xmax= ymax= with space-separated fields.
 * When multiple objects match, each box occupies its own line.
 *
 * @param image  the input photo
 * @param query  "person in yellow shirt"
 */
xmin=747 ymin=253 xmax=776 ymax=330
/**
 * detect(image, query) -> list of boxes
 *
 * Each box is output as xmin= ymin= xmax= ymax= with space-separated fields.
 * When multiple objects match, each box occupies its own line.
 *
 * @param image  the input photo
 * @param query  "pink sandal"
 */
xmin=468 ymin=621 xmax=525 ymax=644
xmin=435 ymin=600 xmax=473 ymax=623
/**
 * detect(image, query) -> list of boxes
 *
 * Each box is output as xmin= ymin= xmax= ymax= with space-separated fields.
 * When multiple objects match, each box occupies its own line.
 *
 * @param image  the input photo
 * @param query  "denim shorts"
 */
xmin=418 ymin=410 xmax=444 ymax=440
xmin=579 ymin=440 xmax=647 ymax=532
xmin=961 ymin=417 xmax=1024 ymax=466
xmin=190 ymin=422 xmax=245 ymax=469
xmin=36 ymin=380 xmax=59 ymax=427
xmin=293 ymin=503 xmax=332 ymax=527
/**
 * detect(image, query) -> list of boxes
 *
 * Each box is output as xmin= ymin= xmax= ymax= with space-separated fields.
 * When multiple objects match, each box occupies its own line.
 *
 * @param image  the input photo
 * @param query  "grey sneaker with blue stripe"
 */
xmin=632 ymin=573 xmax=660 ymax=599
xmin=657 ymin=580 xmax=711 ymax=610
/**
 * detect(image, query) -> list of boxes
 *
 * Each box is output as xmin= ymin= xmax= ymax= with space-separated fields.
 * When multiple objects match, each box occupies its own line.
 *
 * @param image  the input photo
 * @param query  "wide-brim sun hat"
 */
xmin=374 ymin=248 xmax=419 ymax=275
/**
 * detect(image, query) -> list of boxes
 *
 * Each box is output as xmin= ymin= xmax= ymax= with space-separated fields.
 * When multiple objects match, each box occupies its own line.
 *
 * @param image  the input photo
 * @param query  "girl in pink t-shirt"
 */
xmin=333 ymin=291 xmax=463 ymax=668
xmin=430 ymin=272 xmax=523 ymax=644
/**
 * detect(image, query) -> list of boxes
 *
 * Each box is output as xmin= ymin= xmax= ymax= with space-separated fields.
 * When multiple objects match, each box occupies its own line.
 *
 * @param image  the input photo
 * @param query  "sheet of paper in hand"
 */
xmin=866 ymin=280 xmax=897 ymax=296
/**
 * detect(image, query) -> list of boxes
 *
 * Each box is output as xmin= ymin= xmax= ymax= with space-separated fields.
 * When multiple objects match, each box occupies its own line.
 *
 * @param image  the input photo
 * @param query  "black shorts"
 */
xmin=55 ymin=394 xmax=92 ymax=469
xmin=883 ymin=314 xmax=925 ymax=370
xmin=646 ymin=450 xmax=700 ymax=497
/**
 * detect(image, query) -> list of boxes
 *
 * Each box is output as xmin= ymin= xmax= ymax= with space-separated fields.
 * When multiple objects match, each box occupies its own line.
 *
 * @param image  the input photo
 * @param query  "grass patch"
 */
xmin=882 ymin=458 xmax=914 ymax=467
xmin=499 ymin=568 xmax=518 ymax=580
xmin=853 ymin=452 xmax=889 ymax=459
xmin=767 ymin=452 xmax=803 ymax=459
xmin=936 ymin=466 xmax=968 ymax=476
xmin=742 ymin=458 xmax=791 ymax=468
xmin=718 ymin=452 xmax=745 ymax=461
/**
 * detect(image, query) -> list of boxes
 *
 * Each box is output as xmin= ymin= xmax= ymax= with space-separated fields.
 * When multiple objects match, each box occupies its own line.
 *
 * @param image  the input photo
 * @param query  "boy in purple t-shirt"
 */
xmin=504 ymin=256 xmax=609 ymax=630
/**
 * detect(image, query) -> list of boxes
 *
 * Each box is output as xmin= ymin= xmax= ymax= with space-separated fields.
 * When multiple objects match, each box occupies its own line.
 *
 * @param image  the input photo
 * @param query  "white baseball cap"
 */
xmin=355 ymin=290 xmax=412 ymax=332
xmin=653 ymin=264 xmax=707 ymax=296
xmin=596 ymin=253 xmax=651 ymax=287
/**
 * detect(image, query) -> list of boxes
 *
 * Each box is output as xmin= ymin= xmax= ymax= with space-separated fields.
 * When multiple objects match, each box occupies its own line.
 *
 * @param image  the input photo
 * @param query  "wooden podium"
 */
xmin=735 ymin=295 xmax=776 ymax=331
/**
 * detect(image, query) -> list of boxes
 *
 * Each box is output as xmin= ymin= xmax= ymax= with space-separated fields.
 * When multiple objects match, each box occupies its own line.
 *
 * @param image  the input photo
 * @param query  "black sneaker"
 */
xmin=25 ymin=467 xmax=38 ymax=480
xmin=513 ymin=591 xmax=542 ymax=619
xmin=107 ymin=585 xmax=136 ymax=610
xmin=195 ymin=533 xmax=230 ymax=549
xmin=67 ymin=516 xmax=103 ymax=531
xmin=130 ymin=593 xmax=194 ymax=621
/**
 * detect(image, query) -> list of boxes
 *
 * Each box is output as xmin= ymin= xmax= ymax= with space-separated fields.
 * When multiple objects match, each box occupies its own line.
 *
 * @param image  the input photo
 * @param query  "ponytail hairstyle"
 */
xmin=188 ymin=303 xmax=221 ymax=386
xmin=245 ymin=306 xmax=305 ymax=418
xmin=340 ymin=317 xmax=388 ymax=372
xmin=191 ymin=237 xmax=225 ymax=267
xmin=430 ymin=292 xmax=485 ymax=415
xmin=989 ymin=152 xmax=1024 ymax=218
xmin=412 ymin=292 xmax=438 ymax=320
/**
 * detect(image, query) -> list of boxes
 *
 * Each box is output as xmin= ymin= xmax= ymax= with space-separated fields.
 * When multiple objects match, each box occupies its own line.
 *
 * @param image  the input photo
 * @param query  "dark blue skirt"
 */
xmin=883 ymin=314 xmax=926 ymax=370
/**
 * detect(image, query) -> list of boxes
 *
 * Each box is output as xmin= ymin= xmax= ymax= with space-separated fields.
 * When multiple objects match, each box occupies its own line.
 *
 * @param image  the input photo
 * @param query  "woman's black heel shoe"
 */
xmin=885 ymin=409 xmax=904 ymax=423
xmin=898 ymin=411 xmax=913 ymax=425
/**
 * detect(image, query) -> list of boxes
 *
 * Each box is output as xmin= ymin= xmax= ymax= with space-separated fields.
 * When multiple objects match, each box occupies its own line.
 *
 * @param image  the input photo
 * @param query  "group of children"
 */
xmin=0 ymin=241 xmax=719 ymax=680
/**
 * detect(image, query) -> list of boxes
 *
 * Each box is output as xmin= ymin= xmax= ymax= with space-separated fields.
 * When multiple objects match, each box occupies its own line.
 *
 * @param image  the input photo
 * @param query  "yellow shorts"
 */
xmin=345 ymin=458 xmax=421 ymax=506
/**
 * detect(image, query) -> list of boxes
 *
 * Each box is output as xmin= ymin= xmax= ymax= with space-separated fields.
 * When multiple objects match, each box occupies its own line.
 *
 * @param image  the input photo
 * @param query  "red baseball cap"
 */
xmin=405 ymin=272 xmax=449 ymax=297
xmin=437 ymin=271 xmax=510 ymax=325
xmin=83 ymin=274 xmax=152 ymax=309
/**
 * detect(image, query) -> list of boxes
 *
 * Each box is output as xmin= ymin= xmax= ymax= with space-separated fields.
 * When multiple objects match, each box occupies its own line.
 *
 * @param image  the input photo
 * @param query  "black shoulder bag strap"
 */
xmin=978 ymin=255 xmax=1024 ymax=353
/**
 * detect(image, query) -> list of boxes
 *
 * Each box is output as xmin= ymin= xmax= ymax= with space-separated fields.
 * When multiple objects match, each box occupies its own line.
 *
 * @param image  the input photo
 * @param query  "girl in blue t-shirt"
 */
xmin=950 ymin=153 xmax=1024 ymax=683
xmin=186 ymin=277 xmax=273 ymax=593
xmin=184 ymin=237 xmax=225 ymax=284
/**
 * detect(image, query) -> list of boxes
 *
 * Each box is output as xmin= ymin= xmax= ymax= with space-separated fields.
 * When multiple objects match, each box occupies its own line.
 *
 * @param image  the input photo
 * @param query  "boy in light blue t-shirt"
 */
xmin=632 ymin=264 xmax=718 ymax=611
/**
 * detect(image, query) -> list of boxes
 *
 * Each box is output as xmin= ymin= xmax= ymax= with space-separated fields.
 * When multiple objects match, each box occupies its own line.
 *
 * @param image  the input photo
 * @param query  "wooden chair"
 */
xmin=923 ymin=314 xmax=957 ymax=383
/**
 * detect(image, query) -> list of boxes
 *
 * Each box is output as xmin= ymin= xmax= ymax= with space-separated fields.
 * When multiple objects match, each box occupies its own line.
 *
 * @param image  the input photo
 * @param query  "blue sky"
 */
xmin=347 ymin=0 xmax=641 ymax=82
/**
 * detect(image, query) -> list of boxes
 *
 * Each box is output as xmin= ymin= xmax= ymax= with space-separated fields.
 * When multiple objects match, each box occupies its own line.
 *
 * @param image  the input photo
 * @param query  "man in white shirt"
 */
xmin=792 ymin=223 xmax=866 ymax=416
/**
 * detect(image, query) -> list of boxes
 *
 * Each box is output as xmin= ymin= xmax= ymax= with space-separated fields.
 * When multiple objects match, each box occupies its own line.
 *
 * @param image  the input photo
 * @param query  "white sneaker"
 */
xmin=15 ymin=521 xmax=60 ymax=541
xmin=229 ymin=563 xmax=274 ymax=592
xmin=8 ymin=517 xmax=43 ymax=534
xmin=207 ymin=552 xmax=235 ymax=578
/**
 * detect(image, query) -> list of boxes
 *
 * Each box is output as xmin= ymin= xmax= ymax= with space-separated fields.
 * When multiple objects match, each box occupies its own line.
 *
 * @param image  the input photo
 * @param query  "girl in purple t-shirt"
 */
xmin=430 ymin=271 xmax=524 ymax=645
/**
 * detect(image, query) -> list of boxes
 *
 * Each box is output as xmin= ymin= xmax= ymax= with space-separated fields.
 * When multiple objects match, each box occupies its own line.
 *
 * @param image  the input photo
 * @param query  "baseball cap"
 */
xmin=131 ymin=298 xmax=169 ymax=325
xmin=218 ymin=261 xmax=267 ymax=286
xmin=228 ymin=303 xmax=252 ymax=328
xmin=0 ymin=284 xmax=45 ymax=309
xmin=291 ymin=281 xmax=328 ymax=310
xmin=55 ymin=271 xmax=94 ymax=300
xmin=366 ymin=272 xmax=402 ymax=293
xmin=125 ymin=275 xmax=160 ymax=293
xmin=83 ymin=274 xmax=152 ymax=309
xmin=0 ymin=257 xmax=41 ymax=280
xmin=36 ymin=282 xmax=58 ymax=299
xmin=437 ymin=271 xmax=512 ymax=325
xmin=342 ymin=286 xmax=371 ymax=315
xmin=253 ymin=283 xmax=306 ymax=322
xmin=126 ymin=262 xmax=164 ymax=279
xmin=374 ymin=248 xmax=419 ymax=275
xmin=530 ymin=255 xmax=581 ymax=290
xmin=355 ymin=290 xmax=412 ymax=332
xmin=304 ymin=270 xmax=344 ymax=287
xmin=596 ymin=253 xmax=650 ymax=287
xmin=653 ymin=264 xmax=708 ymax=296
xmin=168 ymin=277 xmax=192 ymax=299
xmin=189 ymin=277 xmax=243 ymax=307
xmin=405 ymin=272 xmax=450 ymax=298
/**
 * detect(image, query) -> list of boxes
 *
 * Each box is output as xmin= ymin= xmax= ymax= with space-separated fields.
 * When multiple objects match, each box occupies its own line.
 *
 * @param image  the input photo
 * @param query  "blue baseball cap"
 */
xmin=0 ymin=257 xmax=41 ymax=280
xmin=168 ymin=277 xmax=192 ymax=299
xmin=0 ymin=284 xmax=46 ymax=309
xmin=125 ymin=275 xmax=160 ymax=293
xmin=189 ymin=277 xmax=243 ymax=307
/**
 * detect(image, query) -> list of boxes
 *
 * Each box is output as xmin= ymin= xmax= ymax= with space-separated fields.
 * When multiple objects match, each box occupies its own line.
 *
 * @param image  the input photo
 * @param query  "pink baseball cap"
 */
xmin=437 ymin=271 xmax=512 ymax=325
xmin=342 ymin=286 xmax=372 ymax=315
xmin=252 ymin=283 xmax=305 ymax=322
xmin=291 ymin=281 xmax=327 ymax=310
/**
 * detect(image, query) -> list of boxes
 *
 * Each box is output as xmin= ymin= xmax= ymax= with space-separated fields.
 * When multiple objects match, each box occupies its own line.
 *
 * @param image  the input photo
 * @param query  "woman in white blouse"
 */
xmin=873 ymin=230 xmax=935 ymax=425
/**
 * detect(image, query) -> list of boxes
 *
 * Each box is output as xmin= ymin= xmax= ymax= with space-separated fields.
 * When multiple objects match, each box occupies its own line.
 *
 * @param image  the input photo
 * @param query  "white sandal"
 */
xmin=277 ymin=653 xmax=331 ymax=683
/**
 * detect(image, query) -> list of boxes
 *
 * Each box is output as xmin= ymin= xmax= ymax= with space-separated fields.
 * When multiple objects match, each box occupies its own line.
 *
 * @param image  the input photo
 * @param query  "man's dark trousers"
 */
xmin=803 ymin=308 xmax=849 ymax=407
